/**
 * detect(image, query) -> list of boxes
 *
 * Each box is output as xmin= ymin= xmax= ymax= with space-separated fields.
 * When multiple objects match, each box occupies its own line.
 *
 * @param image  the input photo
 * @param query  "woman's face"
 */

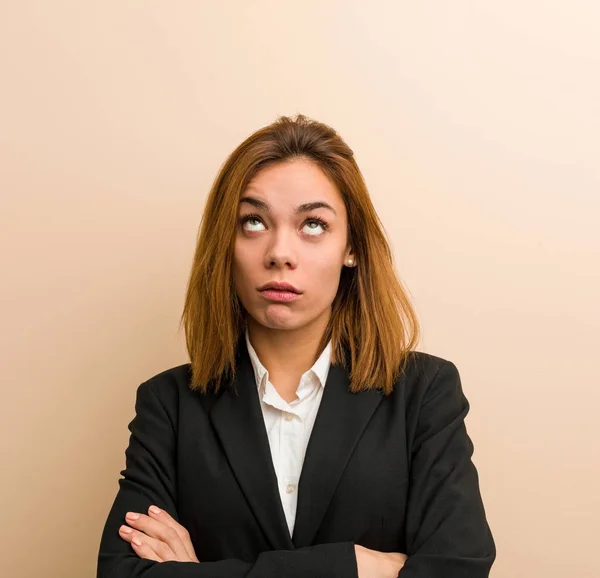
xmin=233 ymin=158 xmax=354 ymax=334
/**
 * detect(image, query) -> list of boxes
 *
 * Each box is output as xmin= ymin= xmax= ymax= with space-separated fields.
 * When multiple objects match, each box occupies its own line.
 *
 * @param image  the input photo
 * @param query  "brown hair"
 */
xmin=180 ymin=113 xmax=420 ymax=395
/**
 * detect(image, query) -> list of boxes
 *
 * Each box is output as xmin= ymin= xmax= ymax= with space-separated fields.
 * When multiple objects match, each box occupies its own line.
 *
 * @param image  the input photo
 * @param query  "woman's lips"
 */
xmin=259 ymin=289 xmax=301 ymax=302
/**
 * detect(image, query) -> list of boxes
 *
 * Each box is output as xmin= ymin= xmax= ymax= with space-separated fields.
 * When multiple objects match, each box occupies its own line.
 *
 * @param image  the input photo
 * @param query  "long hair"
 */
xmin=180 ymin=114 xmax=420 ymax=395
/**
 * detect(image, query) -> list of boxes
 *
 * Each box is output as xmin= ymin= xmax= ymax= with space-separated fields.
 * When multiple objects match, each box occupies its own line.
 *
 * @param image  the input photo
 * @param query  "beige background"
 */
xmin=1 ymin=2 xmax=599 ymax=577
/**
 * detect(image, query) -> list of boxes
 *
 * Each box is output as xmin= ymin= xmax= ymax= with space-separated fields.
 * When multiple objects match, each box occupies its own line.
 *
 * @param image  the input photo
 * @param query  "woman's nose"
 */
xmin=264 ymin=230 xmax=297 ymax=268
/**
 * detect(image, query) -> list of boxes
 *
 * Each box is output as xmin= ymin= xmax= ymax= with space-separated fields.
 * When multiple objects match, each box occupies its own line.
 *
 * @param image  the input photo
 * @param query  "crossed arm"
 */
xmin=97 ymin=360 xmax=495 ymax=578
xmin=115 ymin=505 xmax=406 ymax=577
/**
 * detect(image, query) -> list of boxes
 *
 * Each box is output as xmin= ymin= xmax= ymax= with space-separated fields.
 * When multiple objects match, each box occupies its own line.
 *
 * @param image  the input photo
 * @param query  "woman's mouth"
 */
xmin=259 ymin=289 xmax=301 ymax=302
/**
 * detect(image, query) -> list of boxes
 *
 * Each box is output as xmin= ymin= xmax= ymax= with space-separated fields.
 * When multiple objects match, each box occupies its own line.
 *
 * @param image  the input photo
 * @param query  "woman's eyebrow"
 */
xmin=239 ymin=195 xmax=337 ymax=216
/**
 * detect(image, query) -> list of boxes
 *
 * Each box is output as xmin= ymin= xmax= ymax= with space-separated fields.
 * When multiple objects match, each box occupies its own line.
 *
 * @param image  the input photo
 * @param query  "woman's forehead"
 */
xmin=242 ymin=162 xmax=344 ymax=213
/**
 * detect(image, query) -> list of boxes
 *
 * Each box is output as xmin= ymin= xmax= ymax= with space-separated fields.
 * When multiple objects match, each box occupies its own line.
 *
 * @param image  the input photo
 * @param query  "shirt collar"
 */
xmin=244 ymin=327 xmax=332 ymax=393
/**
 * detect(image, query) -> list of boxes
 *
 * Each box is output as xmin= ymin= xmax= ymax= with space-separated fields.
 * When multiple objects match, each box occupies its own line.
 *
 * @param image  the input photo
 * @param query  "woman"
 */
xmin=97 ymin=114 xmax=496 ymax=578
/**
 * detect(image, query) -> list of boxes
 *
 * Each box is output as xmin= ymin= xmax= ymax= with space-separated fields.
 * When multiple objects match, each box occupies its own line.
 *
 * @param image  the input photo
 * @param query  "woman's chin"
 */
xmin=257 ymin=306 xmax=299 ymax=329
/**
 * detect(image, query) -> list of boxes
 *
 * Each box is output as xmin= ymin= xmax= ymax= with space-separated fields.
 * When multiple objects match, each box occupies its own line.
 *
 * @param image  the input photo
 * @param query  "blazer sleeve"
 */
xmin=399 ymin=360 xmax=496 ymax=578
xmin=96 ymin=380 xmax=358 ymax=578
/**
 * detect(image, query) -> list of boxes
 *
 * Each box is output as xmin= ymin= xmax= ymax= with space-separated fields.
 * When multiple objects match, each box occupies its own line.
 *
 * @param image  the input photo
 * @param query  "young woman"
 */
xmin=97 ymin=114 xmax=496 ymax=578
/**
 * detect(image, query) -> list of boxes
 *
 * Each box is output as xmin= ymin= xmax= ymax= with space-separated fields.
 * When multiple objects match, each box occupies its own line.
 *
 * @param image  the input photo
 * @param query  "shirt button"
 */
xmin=286 ymin=483 xmax=296 ymax=494
xmin=285 ymin=413 xmax=293 ymax=422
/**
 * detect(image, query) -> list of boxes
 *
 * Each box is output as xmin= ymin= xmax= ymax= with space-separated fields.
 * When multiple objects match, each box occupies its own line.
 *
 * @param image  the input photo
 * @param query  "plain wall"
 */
xmin=1 ymin=2 xmax=599 ymax=577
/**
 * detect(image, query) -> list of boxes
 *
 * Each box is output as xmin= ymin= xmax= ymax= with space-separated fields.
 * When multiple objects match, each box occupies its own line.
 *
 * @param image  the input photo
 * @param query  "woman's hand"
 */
xmin=118 ymin=505 xmax=200 ymax=563
xmin=354 ymin=544 xmax=407 ymax=578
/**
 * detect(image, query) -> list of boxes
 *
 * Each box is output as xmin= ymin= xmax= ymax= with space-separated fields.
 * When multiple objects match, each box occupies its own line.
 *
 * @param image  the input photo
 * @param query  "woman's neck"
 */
xmin=246 ymin=317 xmax=330 ymax=400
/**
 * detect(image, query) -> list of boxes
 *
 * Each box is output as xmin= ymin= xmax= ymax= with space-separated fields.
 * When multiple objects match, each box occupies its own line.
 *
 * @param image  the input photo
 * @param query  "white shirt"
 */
xmin=244 ymin=328 xmax=332 ymax=538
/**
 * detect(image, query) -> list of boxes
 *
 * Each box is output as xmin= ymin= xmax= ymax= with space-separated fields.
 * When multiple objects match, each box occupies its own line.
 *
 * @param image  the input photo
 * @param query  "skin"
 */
xmin=120 ymin=159 xmax=407 ymax=576
xmin=118 ymin=507 xmax=199 ymax=563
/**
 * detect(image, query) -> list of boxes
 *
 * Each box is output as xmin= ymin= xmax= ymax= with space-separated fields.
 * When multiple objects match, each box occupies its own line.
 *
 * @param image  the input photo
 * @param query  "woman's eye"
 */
xmin=242 ymin=217 xmax=265 ymax=232
xmin=302 ymin=219 xmax=328 ymax=236
xmin=240 ymin=215 xmax=328 ymax=236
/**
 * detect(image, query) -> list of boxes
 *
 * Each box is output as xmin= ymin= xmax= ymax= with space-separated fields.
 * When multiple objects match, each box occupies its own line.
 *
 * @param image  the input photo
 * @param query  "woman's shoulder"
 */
xmin=136 ymin=351 xmax=461 ymax=406
xmin=134 ymin=362 xmax=193 ymax=407
xmin=394 ymin=349 xmax=463 ymax=403
xmin=143 ymin=362 xmax=192 ymax=385
xmin=402 ymin=349 xmax=457 ymax=379
xmin=393 ymin=349 xmax=469 ymax=426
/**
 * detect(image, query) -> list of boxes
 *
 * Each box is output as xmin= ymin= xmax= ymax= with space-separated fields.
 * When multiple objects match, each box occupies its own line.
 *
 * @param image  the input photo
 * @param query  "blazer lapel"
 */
xmin=209 ymin=338 xmax=294 ymax=551
xmin=292 ymin=361 xmax=384 ymax=548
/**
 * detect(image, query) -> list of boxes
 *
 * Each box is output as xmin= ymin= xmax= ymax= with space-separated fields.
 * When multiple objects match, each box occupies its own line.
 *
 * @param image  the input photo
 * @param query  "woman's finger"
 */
xmin=130 ymin=535 xmax=164 ymax=563
xmin=119 ymin=526 xmax=170 ymax=562
xmin=124 ymin=511 xmax=190 ymax=561
xmin=147 ymin=506 xmax=199 ymax=562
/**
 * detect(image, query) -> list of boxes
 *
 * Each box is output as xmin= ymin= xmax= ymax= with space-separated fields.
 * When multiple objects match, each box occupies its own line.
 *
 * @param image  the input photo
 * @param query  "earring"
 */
xmin=347 ymin=258 xmax=354 ymax=266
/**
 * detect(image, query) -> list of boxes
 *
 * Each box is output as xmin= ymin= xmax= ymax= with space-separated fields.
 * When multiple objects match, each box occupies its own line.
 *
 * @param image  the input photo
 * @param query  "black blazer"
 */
xmin=97 ymin=339 xmax=496 ymax=578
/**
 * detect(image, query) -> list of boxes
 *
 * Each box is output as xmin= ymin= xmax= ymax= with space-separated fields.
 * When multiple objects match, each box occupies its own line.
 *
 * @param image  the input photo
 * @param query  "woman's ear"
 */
xmin=343 ymin=250 xmax=356 ymax=267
